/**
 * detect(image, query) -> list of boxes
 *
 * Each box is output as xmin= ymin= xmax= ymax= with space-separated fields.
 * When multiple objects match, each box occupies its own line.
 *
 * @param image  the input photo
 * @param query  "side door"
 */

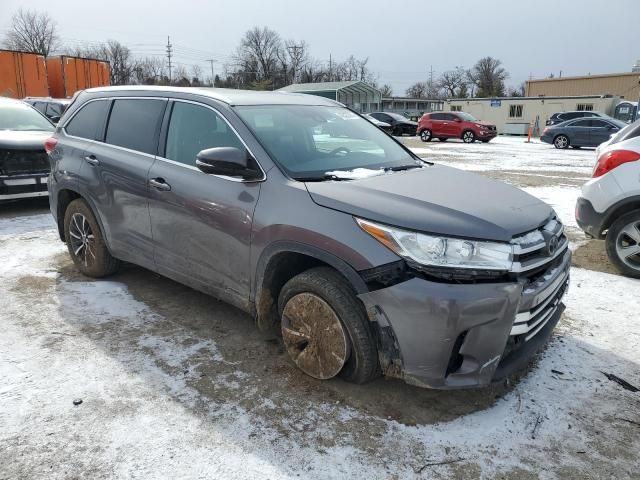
xmin=443 ymin=113 xmax=461 ymax=137
xmin=79 ymin=97 xmax=167 ymax=270
xmin=147 ymin=100 xmax=263 ymax=311
xmin=567 ymin=119 xmax=591 ymax=145
xmin=590 ymin=119 xmax=620 ymax=146
xmin=429 ymin=113 xmax=446 ymax=136
xmin=56 ymin=99 xmax=111 ymax=197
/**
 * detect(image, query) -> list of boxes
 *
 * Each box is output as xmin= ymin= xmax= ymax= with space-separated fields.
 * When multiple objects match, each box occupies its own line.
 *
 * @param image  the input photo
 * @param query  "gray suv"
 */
xmin=47 ymin=86 xmax=570 ymax=389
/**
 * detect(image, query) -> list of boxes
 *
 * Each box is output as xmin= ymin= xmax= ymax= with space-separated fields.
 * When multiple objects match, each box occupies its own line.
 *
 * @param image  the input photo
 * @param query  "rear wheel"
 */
xmin=278 ymin=267 xmax=379 ymax=383
xmin=64 ymin=199 xmax=120 ymax=277
xmin=605 ymin=210 xmax=640 ymax=278
xmin=462 ymin=130 xmax=475 ymax=143
xmin=554 ymin=135 xmax=570 ymax=149
xmin=420 ymin=129 xmax=432 ymax=142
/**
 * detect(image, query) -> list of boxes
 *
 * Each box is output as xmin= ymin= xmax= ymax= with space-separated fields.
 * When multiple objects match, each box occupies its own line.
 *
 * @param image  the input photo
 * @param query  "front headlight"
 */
xmin=356 ymin=218 xmax=513 ymax=271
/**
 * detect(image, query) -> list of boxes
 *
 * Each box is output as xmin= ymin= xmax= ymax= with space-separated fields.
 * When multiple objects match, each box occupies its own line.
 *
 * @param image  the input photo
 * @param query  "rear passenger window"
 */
xmin=46 ymin=103 xmax=63 ymax=117
xmin=431 ymin=113 xmax=444 ymax=120
xmin=572 ymin=120 xmax=591 ymax=127
xmin=105 ymin=99 xmax=166 ymax=155
xmin=65 ymin=100 xmax=110 ymax=140
xmin=165 ymin=102 xmax=244 ymax=166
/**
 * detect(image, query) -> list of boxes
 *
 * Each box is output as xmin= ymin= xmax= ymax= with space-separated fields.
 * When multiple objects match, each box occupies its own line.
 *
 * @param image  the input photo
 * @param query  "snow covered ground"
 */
xmin=1 ymin=137 xmax=639 ymax=479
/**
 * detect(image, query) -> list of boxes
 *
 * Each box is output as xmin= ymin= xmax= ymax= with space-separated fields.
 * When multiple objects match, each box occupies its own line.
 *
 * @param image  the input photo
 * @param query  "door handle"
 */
xmin=84 ymin=155 xmax=99 ymax=166
xmin=149 ymin=178 xmax=171 ymax=191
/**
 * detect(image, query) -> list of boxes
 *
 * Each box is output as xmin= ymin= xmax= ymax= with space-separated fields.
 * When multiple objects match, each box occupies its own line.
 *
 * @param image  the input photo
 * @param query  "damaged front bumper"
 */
xmin=358 ymin=249 xmax=571 ymax=389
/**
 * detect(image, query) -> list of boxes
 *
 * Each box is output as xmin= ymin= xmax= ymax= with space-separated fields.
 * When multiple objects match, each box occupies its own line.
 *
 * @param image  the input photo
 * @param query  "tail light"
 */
xmin=44 ymin=137 xmax=58 ymax=155
xmin=543 ymin=127 xmax=549 ymax=135
xmin=593 ymin=149 xmax=640 ymax=177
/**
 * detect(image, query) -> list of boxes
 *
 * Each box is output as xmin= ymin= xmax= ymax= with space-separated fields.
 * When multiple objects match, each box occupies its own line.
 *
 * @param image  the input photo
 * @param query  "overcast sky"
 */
xmin=1 ymin=0 xmax=638 ymax=95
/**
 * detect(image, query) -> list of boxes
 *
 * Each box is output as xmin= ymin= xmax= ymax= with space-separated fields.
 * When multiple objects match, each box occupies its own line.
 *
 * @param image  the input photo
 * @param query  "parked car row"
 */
xmin=541 ymin=117 xmax=626 ymax=149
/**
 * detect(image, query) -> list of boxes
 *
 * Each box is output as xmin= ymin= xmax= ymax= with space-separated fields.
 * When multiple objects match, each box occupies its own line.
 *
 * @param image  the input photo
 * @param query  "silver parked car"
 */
xmin=47 ymin=86 xmax=569 ymax=390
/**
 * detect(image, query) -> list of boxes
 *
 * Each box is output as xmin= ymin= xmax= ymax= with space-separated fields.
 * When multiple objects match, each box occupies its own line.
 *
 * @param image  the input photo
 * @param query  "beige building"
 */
xmin=526 ymin=72 xmax=640 ymax=99
xmin=446 ymin=95 xmax=620 ymax=134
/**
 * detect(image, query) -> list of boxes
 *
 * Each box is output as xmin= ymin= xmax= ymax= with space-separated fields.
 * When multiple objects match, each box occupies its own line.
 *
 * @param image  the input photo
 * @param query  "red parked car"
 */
xmin=418 ymin=111 xmax=497 ymax=143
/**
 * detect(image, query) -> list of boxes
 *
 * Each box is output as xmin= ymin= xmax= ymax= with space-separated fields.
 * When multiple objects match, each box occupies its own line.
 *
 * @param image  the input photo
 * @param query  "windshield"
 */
xmin=457 ymin=112 xmax=478 ymax=121
xmin=0 ymin=103 xmax=54 ymax=131
xmin=235 ymin=105 xmax=418 ymax=180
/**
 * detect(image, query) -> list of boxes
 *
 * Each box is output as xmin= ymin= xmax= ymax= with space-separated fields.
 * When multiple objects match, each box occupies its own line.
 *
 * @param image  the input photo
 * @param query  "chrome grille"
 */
xmin=510 ymin=219 xmax=568 ymax=275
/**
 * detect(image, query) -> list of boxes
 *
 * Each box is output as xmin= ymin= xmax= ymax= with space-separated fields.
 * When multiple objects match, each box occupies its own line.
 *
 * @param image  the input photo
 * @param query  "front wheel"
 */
xmin=278 ymin=267 xmax=379 ymax=383
xmin=420 ymin=129 xmax=432 ymax=142
xmin=64 ymin=199 xmax=120 ymax=277
xmin=605 ymin=210 xmax=640 ymax=278
xmin=554 ymin=135 xmax=570 ymax=149
xmin=462 ymin=130 xmax=476 ymax=143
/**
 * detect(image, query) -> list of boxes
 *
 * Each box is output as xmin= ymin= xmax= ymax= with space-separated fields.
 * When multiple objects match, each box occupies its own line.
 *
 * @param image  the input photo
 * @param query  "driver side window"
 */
xmin=165 ymin=101 xmax=244 ymax=166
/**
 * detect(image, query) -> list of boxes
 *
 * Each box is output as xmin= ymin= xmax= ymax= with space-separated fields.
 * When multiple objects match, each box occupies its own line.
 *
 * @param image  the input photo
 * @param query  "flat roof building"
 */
xmin=526 ymin=72 xmax=640 ymax=100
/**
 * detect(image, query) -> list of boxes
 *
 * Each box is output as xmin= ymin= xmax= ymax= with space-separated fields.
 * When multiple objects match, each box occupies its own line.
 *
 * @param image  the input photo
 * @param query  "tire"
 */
xmin=278 ymin=267 xmax=379 ymax=384
xmin=438 ymin=138 xmax=448 ymax=142
xmin=554 ymin=134 xmax=570 ymax=149
xmin=605 ymin=210 xmax=640 ymax=278
xmin=420 ymin=129 xmax=432 ymax=142
xmin=63 ymin=198 xmax=120 ymax=277
xmin=462 ymin=130 xmax=475 ymax=143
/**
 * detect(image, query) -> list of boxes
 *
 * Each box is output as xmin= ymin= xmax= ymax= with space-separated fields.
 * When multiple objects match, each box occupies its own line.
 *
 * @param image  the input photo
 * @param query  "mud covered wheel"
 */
xmin=606 ymin=210 xmax=640 ymax=278
xmin=64 ymin=198 xmax=120 ymax=277
xmin=278 ymin=267 xmax=379 ymax=383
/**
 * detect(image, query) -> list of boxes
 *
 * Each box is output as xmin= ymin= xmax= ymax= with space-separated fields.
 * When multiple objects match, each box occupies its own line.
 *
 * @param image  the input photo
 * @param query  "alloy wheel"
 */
xmin=281 ymin=292 xmax=349 ymax=380
xmin=421 ymin=130 xmax=431 ymax=142
xmin=68 ymin=213 xmax=96 ymax=267
xmin=615 ymin=220 xmax=640 ymax=271
xmin=463 ymin=131 xmax=475 ymax=143
xmin=554 ymin=135 xmax=569 ymax=149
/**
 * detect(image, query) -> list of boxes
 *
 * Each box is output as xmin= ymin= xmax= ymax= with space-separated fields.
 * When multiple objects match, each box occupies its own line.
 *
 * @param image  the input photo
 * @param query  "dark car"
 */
xmin=368 ymin=112 xmax=417 ymax=136
xmin=48 ymin=86 xmax=569 ymax=390
xmin=363 ymin=113 xmax=393 ymax=134
xmin=546 ymin=110 xmax=608 ymax=126
xmin=0 ymin=97 xmax=55 ymax=200
xmin=418 ymin=111 xmax=497 ymax=143
xmin=541 ymin=117 xmax=626 ymax=149
xmin=24 ymin=97 xmax=72 ymax=124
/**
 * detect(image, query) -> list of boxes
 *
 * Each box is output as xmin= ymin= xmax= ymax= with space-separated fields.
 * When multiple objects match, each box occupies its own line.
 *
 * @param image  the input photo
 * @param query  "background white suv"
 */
xmin=576 ymin=119 xmax=640 ymax=277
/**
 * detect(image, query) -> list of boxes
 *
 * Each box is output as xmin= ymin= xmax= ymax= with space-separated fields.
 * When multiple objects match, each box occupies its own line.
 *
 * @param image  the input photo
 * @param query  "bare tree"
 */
xmin=406 ymin=82 xmax=427 ymax=98
xmin=438 ymin=68 xmax=467 ymax=97
xmin=3 ymin=8 xmax=60 ymax=55
xmin=134 ymin=56 xmax=166 ymax=85
xmin=507 ymin=82 xmax=526 ymax=97
xmin=236 ymin=26 xmax=282 ymax=81
xmin=191 ymin=64 xmax=203 ymax=85
xmin=379 ymin=84 xmax=393 ymax=97
xmin=469 ymin=57 xmax=509 ymax=97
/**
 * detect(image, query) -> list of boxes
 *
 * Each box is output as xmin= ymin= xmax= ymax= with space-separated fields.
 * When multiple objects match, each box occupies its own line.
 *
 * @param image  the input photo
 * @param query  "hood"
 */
xmin=476 ymin=121 xmax=495 ymax=127
xmin=305 ymin=165 xmax=553 ymax=242
xmin=0 ymin=130 xmax=52 ymax=151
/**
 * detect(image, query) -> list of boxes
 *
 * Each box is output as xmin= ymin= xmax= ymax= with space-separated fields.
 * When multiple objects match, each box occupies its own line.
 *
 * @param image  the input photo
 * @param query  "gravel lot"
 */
xmin=1 ymin=136 xmax=639 ymax=479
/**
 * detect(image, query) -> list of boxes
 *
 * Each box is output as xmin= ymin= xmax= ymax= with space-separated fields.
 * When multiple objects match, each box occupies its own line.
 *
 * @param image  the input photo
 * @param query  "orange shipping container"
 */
xmin=0 ymin=49 xmax=49 ymax=98
xmin=46 ymin=56 xmax=110 ymax=98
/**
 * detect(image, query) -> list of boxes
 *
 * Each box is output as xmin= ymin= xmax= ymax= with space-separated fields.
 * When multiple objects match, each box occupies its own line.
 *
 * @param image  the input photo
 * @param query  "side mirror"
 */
xmin=195 ymin=147 xmax=260 ymax=180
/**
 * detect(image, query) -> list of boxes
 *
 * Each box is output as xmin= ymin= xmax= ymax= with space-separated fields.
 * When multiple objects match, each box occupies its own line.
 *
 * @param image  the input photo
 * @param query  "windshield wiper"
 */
xmin=383 ymin=163 xmax=423 ymax=172
xmin=295 ymin=174 xmax=351 ymax=182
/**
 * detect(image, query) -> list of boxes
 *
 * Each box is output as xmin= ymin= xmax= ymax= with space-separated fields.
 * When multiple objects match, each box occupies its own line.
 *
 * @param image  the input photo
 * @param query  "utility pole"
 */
xmin=206 ymin=59 xmax=216 ymax=87
xmin=428 ymin=65 xmax=435 ymax=98
xmin=287 ymin=44 xmax=304 ymax=84
xmin=166 ymin=36 xmax=173 ymax=84
xmin=329 ymin=53 xmax=332 ymax=82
